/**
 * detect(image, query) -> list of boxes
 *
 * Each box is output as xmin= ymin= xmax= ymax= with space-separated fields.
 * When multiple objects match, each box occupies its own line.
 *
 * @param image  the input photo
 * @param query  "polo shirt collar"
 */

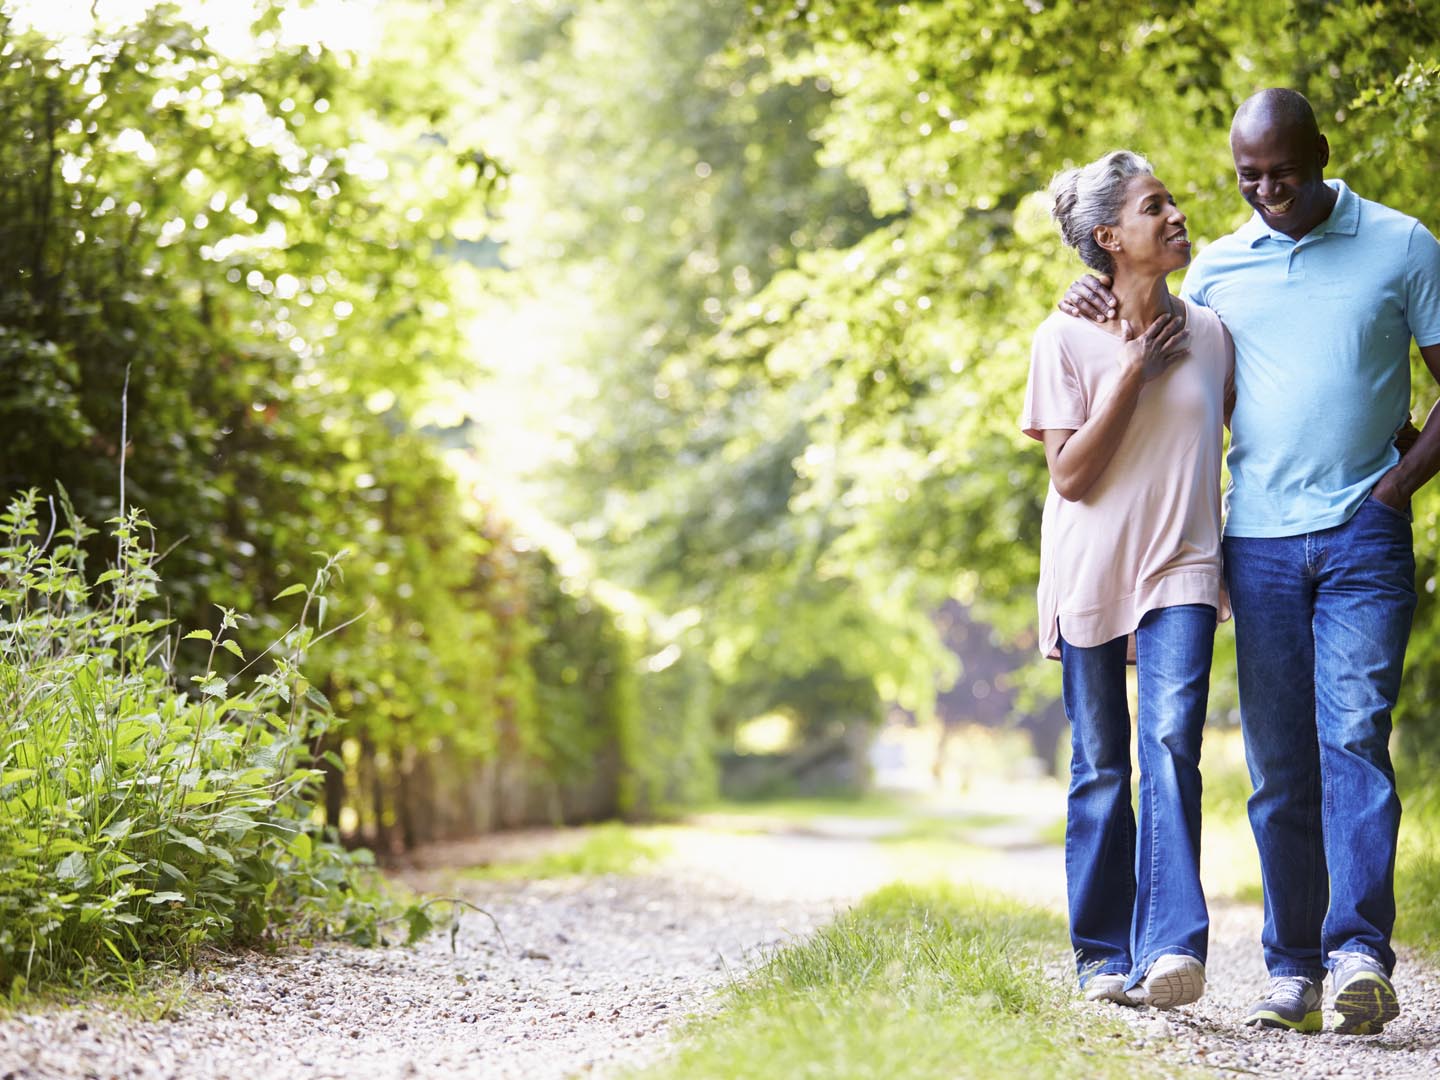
xmin=1238 ymin=179 xmax=1358 ymax=247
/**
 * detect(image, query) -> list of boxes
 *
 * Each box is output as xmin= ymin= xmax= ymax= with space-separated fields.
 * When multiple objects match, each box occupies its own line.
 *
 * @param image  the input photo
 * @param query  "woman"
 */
xmin=1022 ymin=150 xmax=1233 ymax=1008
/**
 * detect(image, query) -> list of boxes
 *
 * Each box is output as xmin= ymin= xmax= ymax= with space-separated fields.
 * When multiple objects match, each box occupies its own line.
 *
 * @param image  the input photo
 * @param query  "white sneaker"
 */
xmin=1083 ymin=972 xmax=1137 ymax=1005
xmin=1131 ymin=954 xmax=1205 ymax=1008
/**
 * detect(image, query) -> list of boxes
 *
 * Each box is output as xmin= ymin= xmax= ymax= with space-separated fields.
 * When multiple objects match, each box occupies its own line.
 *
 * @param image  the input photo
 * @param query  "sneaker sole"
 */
xmin=1333 ymin=973 xmax=1400 ymax=1035
xmin=1243 ymin=1008 xmax=1322 ymax=1033
xmin=1138 ymin=957 xmax=1205 ymax=1008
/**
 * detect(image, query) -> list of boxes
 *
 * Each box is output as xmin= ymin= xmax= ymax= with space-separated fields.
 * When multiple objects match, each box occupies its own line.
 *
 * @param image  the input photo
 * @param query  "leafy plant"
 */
xmin=0 ymin=490 xmax=380 ymax=992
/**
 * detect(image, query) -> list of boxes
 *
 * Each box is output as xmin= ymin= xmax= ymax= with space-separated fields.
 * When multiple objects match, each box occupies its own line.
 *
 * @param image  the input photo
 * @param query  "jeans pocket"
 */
xmin=1364 ymin=494 xmax=1413 ymax=523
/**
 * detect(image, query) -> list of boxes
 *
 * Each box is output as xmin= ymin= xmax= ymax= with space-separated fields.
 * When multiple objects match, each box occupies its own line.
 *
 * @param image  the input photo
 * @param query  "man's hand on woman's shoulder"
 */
xmin=1059 ymin=273 xmax=1118 ymax=323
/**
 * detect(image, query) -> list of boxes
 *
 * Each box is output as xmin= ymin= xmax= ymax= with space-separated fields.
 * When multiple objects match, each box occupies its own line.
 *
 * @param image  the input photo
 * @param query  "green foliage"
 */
xmin=0 ymin=1 xmax=714 ymax=853
xmin=1393 ymin=768 xmax=1440 ymax=961
xmin=630 ymin=883 xmax=1182 ymax=1080
xmin=475 ymin=0 xmax=1440 ymax=762
xmin=616 ymin=609 xmax=718 ymax=816
xmin=545 ymin=0 xmax=1440 ymax=748
xmin=475 ymin=0 xmax=943 ymax=733
xmin=0 ymin=491 xmax=379 ymax=991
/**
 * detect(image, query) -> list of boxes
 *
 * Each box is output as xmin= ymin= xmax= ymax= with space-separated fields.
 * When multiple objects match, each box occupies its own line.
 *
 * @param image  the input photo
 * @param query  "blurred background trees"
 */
xmin=5 ymin=0 xmax=1440 ymax=845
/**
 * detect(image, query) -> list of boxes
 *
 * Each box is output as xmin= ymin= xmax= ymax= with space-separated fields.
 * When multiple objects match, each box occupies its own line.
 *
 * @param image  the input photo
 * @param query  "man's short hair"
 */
xmin=1232 ymin=88 xmax=1323 ymax=151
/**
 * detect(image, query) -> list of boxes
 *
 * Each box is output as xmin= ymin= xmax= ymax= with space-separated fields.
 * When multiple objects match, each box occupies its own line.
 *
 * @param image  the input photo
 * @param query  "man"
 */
xmin=1060 ymin=87 xmax=1440 ymax=1035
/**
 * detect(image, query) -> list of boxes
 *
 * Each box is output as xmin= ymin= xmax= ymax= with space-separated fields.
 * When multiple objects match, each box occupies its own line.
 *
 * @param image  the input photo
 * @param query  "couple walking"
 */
xmin=1023 ymin=88 xmax=1440 ymax=1034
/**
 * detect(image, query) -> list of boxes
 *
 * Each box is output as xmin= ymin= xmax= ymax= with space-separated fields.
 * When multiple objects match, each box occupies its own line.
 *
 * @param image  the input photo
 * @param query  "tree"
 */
xmin=470 ymin=0 xmax=953 ymax=735
xmin=1 ymin=1 xmax=705 ymax=844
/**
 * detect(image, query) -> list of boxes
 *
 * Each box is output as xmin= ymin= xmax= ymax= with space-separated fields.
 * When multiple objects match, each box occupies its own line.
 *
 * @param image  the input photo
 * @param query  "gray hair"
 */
xmin=1049 ymin=150 xmax=1154 ymax=275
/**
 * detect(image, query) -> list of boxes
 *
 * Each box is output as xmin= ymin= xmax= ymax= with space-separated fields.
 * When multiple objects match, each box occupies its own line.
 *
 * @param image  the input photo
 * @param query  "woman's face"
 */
xmin=1100 ymin=174 xmax=1191 ymax=275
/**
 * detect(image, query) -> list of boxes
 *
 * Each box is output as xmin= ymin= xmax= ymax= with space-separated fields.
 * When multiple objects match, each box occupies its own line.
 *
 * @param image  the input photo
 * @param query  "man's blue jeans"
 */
xmin=1059 ymin=603 xmax=1215 ymax=987
xmin=1223 ymin=496 xmax=1415 ymax=979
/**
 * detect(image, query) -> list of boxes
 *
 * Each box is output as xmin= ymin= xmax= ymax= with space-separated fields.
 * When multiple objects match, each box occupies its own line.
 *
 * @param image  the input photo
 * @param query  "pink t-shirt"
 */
xmin=1021 ymin=302 xmax=1232 ymax=659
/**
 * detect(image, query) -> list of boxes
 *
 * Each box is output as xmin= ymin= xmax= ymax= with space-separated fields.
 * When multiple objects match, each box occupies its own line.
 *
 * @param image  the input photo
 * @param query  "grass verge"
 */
xmin=693 ymin=792 xmax=920 ymax=822
xmin=457 ymin=823 xmax=666 ymax=881
xmin=630 ymin=883 xmax=1185 ymax=1080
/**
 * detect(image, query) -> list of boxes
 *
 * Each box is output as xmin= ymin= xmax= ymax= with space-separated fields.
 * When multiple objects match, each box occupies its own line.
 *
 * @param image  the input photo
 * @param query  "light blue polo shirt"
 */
xmin=1181 ymin=180 xmax=1440 ymax=537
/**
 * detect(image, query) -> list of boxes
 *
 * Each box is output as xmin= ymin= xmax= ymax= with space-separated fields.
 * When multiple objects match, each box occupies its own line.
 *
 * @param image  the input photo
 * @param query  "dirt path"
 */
xmin=2 ymin=803 xmax=1439 ymax=1079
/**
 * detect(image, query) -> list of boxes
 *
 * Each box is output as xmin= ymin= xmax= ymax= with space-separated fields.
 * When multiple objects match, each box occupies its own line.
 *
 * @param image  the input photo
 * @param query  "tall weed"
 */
xmin=0 ymin=490 xmax=380 ymax=993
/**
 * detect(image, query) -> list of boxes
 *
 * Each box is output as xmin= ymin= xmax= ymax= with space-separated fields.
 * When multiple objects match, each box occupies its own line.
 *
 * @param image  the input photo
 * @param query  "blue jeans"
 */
xmin=1223 ymin=496 xmax=1415 ymax=979
xmin=1060 ymin=603 xmax=1215 ymax=987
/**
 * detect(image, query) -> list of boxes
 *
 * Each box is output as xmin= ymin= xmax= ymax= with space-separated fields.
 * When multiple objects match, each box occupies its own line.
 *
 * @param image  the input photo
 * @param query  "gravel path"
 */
xmin=0 ymin=866 xmax=836 ymax=1080
xmin=2 ymin=810 xmax=1439 ymax=1079
xmin=1081 ymin=902 xmax=1440 ymax=1079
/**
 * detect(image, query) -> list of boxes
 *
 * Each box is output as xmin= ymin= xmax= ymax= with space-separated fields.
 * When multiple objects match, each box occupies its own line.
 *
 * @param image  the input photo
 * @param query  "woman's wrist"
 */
xmin=1117 ymin=357 xmax=1148 ymax=385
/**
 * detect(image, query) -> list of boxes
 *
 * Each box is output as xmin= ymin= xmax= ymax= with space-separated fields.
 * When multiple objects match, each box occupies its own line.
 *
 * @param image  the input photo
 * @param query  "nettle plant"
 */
xmin=0 ymin=489 xmax=378 ymax=992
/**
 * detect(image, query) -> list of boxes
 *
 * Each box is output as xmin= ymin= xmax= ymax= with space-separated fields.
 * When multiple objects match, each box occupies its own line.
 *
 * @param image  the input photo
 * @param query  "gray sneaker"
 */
xmin=1330 ymin=951 xmax=1400 ymax=1035
xmin=1243 ymin=975 xmax=1323 ymax=1032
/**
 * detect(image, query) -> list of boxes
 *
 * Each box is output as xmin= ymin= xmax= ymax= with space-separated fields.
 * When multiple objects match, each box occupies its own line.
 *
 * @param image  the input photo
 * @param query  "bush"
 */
xmin=0 ymin=491 xmax=377 ymax=992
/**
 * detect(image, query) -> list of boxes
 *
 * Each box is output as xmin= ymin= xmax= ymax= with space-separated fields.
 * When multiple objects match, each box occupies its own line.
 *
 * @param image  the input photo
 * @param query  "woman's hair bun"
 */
xmin=1047 ymin=151 xmax=1152 ymax=275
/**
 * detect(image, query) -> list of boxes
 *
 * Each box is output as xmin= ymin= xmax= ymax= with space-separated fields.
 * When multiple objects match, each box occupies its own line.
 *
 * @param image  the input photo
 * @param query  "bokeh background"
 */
xmin=5 ymin=0 xmax=1440 ymax=853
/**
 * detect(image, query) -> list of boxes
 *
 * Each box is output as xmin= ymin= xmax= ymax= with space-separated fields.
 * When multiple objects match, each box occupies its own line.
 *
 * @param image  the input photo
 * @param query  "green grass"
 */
xmin=457 ymin=823 xmax=665 ymax=880
xmin=1038 ymin=815 xmax=1067 ymax=847
xmin=699 ymin=793 xmax=1028 ymax=838
xmin=695 ymin=791 xmax=920 ymax=821
xmin=1396 ymin=773 xmax=1440 ymax=961
xmin=0 ymin=960 xmax=191 ymax=1022
xmin=630 ymin=883 xmax=1188 ymax=1080
xmin=874 ymin=813 xmax=1019 ymax=844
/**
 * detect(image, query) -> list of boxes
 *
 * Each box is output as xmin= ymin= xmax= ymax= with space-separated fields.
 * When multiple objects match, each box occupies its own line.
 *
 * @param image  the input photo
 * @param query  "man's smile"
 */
xmin=1259 ymin=195 xmax=1296 ymax=216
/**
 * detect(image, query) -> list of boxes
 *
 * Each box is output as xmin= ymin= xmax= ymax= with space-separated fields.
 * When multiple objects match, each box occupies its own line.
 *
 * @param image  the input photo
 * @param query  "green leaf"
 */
xmin=48 ymin=838 xmax=94 ymax=856
xmin=101 ymin=817 xmax=134 ymax=839
xmin=404 ymin=904 xmax=434 ymax=944
xmin=184 ymin=629 xmax=214 ymax=642
xmin=168 ymin=833 xmax=208 ymax=855
xmin=55 ymin=851 xmax=93 ymax=887
xmin=220 ymin=639 xmax=246 ymax=660
xmin=147 ymin=891 xmax=187 ymax=905
xmin=273 ymin=583 xmax=308 ymax=600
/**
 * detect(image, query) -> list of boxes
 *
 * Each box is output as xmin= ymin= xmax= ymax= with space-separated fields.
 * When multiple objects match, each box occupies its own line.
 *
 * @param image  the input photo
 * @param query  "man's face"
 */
xmin=1230 ymin=121 xmax=1331 ymax=239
